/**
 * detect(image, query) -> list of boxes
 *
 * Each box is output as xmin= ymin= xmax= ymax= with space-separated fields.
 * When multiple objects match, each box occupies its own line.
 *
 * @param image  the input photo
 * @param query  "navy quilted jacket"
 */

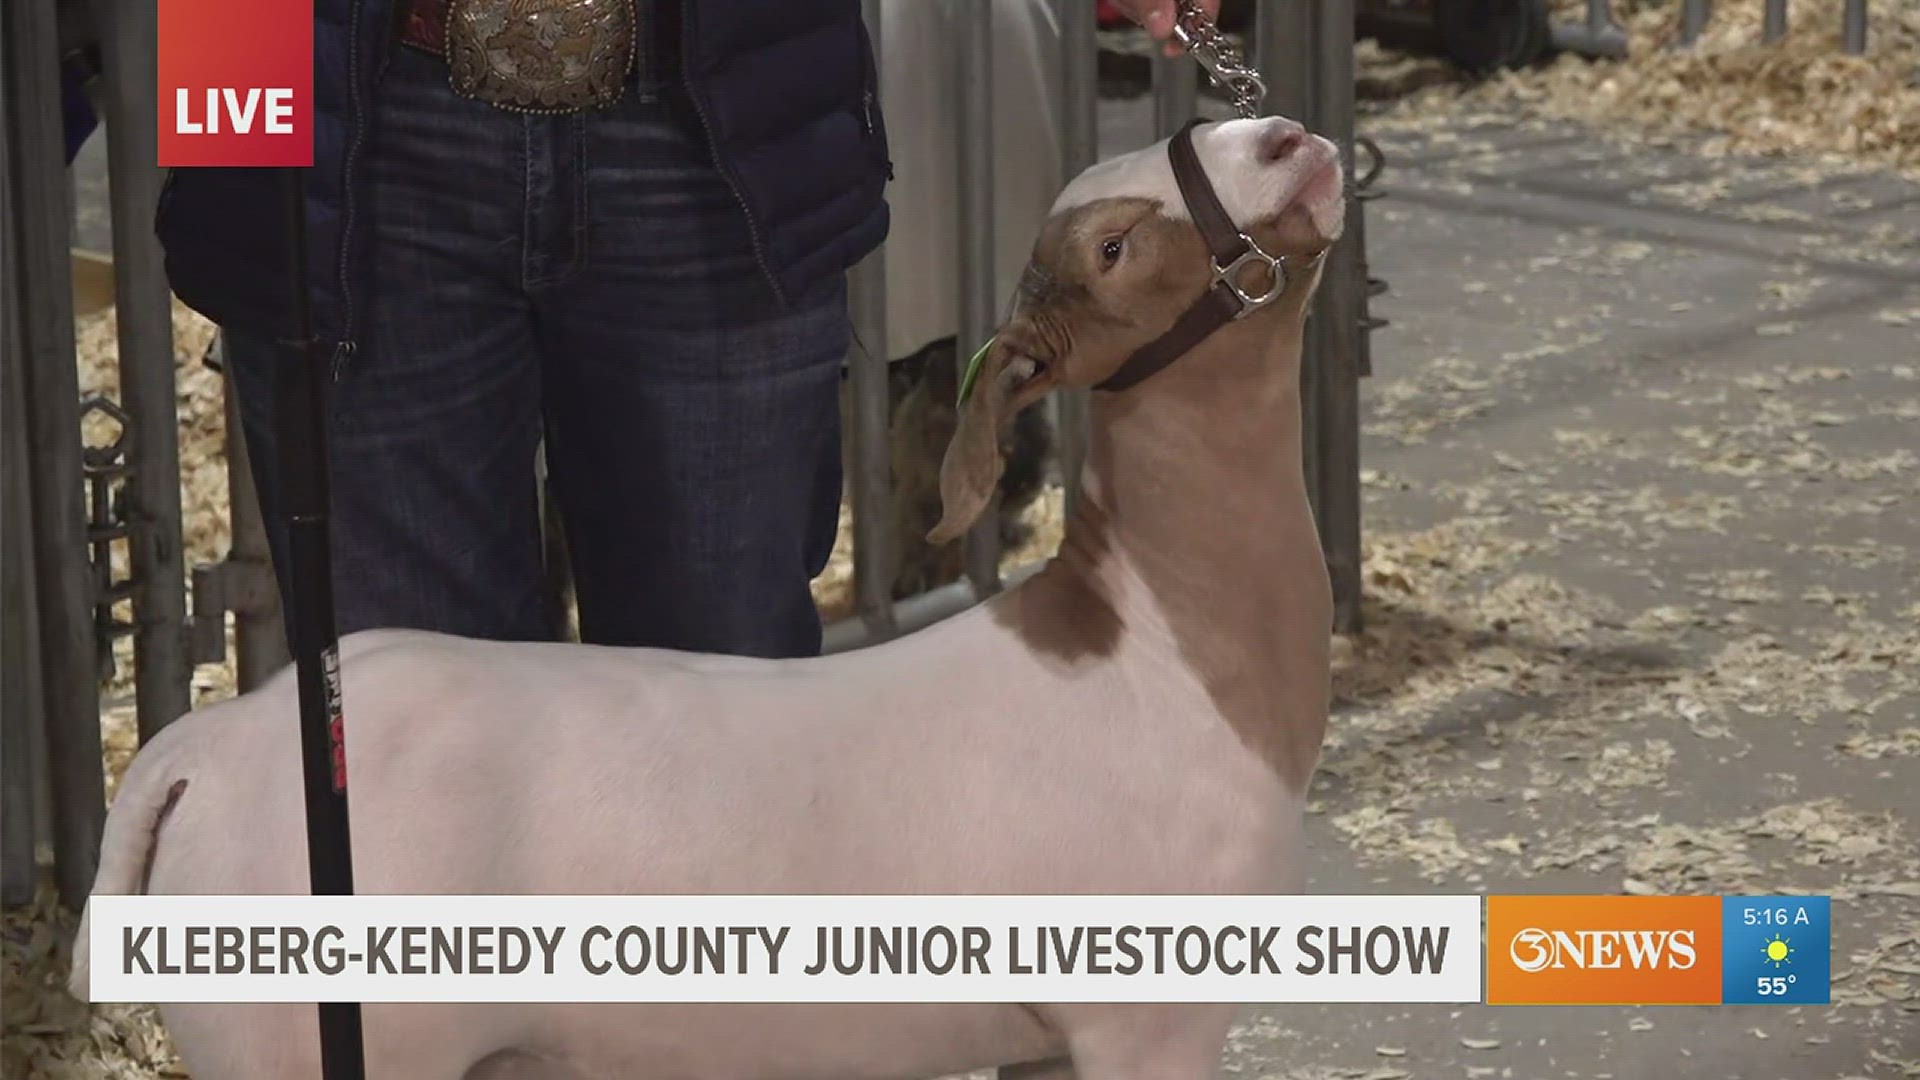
xmin=153 ymin=0 xmax=892 ymax=355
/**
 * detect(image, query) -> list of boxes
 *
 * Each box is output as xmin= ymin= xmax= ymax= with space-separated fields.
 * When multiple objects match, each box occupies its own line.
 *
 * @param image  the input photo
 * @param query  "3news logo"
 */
xmin=1487 ymin=896 xmax=1723 ymax=1005
xmin=159 ymin=0 xmax=313 ymax=167
xmin=1506 ymin=925 xmax=1700 ymax=973
xmin=1486 ymin=895 xmax=1830 ymax=1006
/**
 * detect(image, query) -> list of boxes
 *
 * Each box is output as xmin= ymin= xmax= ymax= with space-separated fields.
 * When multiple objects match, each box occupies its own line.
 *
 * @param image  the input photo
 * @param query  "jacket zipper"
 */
xmin=862 ymin=88 xmax=892 ymax=181
xmin=332 ymin=0 xmax=372 ymax=375
xmin=855 ymin=21 xmax=890 ymax=179
xmin=677 ymin=0 xmax=785 ymax=307
xmin=330 ymin=340 xmax=357 ymax=382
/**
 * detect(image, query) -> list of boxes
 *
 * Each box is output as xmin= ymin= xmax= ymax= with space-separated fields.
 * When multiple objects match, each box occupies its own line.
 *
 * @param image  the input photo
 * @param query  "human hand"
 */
xmin=1107 ymin=0 xmax=1222 ymax=56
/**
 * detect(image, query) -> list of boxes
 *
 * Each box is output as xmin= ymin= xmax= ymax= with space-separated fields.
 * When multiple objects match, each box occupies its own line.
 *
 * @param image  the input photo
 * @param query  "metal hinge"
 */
xmin=184 ymin=556 xmax=280 ymax=666
xmin=79 ymin=394 xmax=134 ymax=683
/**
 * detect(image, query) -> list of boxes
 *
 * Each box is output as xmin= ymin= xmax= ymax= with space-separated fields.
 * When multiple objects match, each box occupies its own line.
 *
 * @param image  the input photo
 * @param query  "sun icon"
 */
xmin=1763 ymin=933 xmax=1793 ymax=968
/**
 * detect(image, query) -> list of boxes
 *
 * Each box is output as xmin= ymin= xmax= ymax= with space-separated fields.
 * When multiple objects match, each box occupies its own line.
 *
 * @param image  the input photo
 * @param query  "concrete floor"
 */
xmin=1114 ymin=98 xmax=1919 ymax=1080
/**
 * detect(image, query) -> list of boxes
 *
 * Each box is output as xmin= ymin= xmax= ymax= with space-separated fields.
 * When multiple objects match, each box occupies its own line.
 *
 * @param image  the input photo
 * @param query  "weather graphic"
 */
xmin=1723 ymin=897 xmax=1830 ymax=1005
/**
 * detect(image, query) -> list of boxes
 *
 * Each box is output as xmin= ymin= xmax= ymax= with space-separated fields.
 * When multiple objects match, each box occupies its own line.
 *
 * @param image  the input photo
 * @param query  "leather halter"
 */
xmin=1095 ymin=118 xmax=1323 ymax=393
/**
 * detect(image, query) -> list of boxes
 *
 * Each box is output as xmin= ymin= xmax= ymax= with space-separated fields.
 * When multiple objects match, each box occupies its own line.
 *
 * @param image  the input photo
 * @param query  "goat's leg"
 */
xmin=158 ymin=1003 xmax=320 ymax=1080
xmin=463 ymin=1045 xmax=595 ymax=1080
xmin=997 ymin=1056 xmax=1078 ymax=1079
xmin=1066 ymin=1038 xmax=1223 ymax=1080
xmin=1057 ymin=1005 xmax=1235 ymax=1080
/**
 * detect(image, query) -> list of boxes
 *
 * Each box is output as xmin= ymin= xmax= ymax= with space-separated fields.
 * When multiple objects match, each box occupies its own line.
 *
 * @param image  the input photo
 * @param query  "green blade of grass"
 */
xmin=958 ymin=334 xmax=996 ymax=408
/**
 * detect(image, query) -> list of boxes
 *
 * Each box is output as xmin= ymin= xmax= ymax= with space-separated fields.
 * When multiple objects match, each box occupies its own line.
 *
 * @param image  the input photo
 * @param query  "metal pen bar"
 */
xmin=823 ymin=560 xmax=1048 ymax=655
xmin=2 ymin=129 xmax=46 ymax=904
xmin=88 ymin=0 xmax=192 ymax=741
xmin=1841 ymin=0 xmax=1866 ymax=54
xmin=1257 ymin=0 xmax=1314 ymax=122
xmin=1679 ymin=0 xmax=1711 ymax=46
xmin=1312 ymin=0 xmax=1365 ymax=634
xmin=1052 ymin=0 xmax=1096 ymax=514
xmin=1763 ymin=0 xmax=1788 ymax=43
xmin=1152 ymin=51 xmax=1198 ymax=139
xmin=1056 ymin=0 xmax=1098 ymax=177
xmin=955 ymin=0 xmax=1002 ymax=596
xmin=275 ymin=168 xmax=367 ymax=1080
xmin=216 ymin=338 xmax=292 ymax=691
xmin=1589 ymin=0 xmax=1615 ymax=34
xmin=847 ymin=257 xmax=898 ymax=639
xmin=1258 ymin=0 xmax=1322 ymax=540
xmin=1297 ymin=9 xmax=1324 ymax=539
xmin=5 ymin=0 xmax=108 ymax=910
xmin=1551 ymin=0 xmax=1629 ymax=58
xmin=847 ymin=0 xmax=899 ymax=643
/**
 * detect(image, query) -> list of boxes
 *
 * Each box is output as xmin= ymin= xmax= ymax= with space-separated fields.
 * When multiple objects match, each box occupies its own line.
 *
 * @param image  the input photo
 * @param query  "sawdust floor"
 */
xmin=1210 ymin=108 xmax=1920 ymax=1080
xmin=9 ymin=90 xmax=1920 ymax=1080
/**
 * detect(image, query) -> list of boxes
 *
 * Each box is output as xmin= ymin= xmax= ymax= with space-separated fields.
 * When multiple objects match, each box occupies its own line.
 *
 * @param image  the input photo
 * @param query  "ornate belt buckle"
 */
xmin=444 ymin=0 xmax=636 ymax=114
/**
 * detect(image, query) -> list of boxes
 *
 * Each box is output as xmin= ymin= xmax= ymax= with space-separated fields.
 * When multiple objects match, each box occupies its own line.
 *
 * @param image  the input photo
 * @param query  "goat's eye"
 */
xmin=1099 ymin=236 xmax=1124 ymax=268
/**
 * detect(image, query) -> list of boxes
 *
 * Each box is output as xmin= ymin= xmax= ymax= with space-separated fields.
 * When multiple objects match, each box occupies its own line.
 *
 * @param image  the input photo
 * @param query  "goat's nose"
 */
xmin=1256 ymin=119 xmax=1308 ymax=163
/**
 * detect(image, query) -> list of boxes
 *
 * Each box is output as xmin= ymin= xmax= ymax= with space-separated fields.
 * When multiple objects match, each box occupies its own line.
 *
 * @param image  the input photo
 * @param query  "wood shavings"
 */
xmin=1589 ymin=739 xmax=1676 ymax=788
xmin=1368 ymin=0 xmax=1920 ymax=178
xmin=1836 ymin=728 xmax=1920 ymax=760
xmin=810 ymin=481 xmax=1065 ymax=624
xmin=2 ymin=888 xmax=184 ymax=1080
xmin=1599 ymin=799 xmax=1917 ymax=897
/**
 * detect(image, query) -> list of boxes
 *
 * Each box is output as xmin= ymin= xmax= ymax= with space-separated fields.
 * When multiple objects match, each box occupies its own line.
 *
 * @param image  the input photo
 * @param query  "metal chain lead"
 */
xmin=1170 ymin=1 xmax=1265 ymax=119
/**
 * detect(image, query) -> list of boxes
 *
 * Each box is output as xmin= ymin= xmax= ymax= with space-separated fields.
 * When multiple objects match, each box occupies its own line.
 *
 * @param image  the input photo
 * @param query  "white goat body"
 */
xmin=71 ymin=115 xmax=1347 ymax=1080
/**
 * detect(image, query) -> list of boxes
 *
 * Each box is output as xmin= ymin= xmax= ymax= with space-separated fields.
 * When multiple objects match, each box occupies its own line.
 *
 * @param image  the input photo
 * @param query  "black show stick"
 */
xmin=275 ymin=165 xmax=367 ymax=1080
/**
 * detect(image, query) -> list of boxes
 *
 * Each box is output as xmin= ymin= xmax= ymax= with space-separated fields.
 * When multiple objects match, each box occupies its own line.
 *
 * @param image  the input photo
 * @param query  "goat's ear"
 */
xmin=927 ymin=334 xmax=1054 ymax=546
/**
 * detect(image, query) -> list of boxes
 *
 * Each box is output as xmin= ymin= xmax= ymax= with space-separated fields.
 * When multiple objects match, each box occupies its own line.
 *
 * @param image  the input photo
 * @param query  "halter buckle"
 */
xmin=1212 ymin=237 xmax=1287 ymax=319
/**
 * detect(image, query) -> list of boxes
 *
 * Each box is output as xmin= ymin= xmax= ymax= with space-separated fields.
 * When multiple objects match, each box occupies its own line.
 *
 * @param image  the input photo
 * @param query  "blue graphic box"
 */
xmin=1722 ymin=895 xmax=1831 ymax=1005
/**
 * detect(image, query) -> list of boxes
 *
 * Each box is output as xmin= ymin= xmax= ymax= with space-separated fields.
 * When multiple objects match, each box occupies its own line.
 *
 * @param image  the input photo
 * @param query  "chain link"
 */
xmin=1169 ymin=1 xmax=1265 ymax=119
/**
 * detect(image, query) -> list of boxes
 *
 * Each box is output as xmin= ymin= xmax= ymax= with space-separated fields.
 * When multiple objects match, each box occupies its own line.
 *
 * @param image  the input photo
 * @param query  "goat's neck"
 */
xmin=1031 ymin=311 xmax=1333 ymax=791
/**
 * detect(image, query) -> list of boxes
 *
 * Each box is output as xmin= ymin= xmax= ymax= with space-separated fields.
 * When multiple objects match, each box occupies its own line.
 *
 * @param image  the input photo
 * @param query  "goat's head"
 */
xmin=928 ymin=115 xmax=1345 ymax=545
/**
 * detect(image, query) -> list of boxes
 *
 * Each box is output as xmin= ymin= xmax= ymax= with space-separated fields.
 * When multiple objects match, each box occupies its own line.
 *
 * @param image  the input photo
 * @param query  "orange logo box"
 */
xmin=1487 ymin=896 xmax=1723 ymax=1005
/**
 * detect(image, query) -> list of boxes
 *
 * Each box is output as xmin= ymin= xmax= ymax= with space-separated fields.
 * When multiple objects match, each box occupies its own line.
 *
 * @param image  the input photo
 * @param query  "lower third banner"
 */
xmin=83 ymin=894 xmax=1482 ymax=1004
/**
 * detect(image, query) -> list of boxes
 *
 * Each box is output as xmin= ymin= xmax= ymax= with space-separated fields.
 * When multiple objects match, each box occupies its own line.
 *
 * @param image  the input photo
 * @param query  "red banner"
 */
xmin=158 ymin=0 xmax=313 ymax=167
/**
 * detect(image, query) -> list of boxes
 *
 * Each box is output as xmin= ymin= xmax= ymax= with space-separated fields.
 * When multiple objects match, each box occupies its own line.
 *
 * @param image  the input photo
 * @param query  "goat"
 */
xmin=860 ymin=0 xmax=1066 ymax=601
xmin=69 ymin=112 xmax=1346 ymax=1080
xmin=885 ymin=336 xmax=1054 ymax=600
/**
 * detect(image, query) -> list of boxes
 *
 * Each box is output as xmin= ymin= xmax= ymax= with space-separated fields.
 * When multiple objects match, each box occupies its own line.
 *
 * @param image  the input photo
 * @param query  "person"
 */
xmin=154 ymin=0 xmax=1211 ymax=662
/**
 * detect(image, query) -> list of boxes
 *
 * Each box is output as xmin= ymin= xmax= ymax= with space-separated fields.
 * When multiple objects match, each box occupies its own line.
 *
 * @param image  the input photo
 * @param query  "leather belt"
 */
xmin=397 ymin=0 xmax=451 ymax=56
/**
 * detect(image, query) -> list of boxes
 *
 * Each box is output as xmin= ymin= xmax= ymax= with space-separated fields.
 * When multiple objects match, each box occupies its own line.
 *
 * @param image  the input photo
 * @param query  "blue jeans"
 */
xmin=226 ymin=47 xmax=847 ymax=657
